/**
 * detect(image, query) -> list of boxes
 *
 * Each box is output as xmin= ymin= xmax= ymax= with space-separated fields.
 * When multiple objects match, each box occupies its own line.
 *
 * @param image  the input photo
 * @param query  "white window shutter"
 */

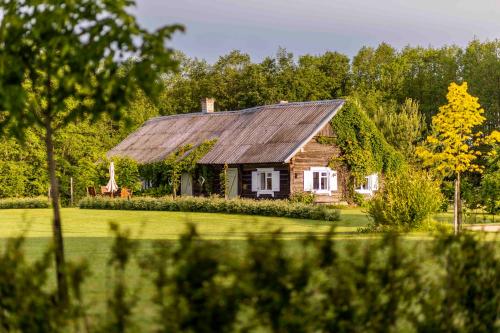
xmin=371 ymin=173 xmax=379 ymax=190
xmin=330 ymin=170 xmax=338 ymax=191
xmin=304 ymin=170 xmax=312 ymax=191
xmin=251 ymin=171 xmax=259 ymax=192
xmin=272 ymin=171 xmax=280 ymax=192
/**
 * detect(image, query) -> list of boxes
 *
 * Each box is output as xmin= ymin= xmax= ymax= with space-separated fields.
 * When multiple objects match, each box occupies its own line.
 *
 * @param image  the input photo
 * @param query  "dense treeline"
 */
xmin=1 ymin=226 xmax=499 ymax=332
xmin=161 ymin=40 xmax=499 ymax=132
xmin=0 ymin=94 xmax=156 ymax=202
xmin=0 ymin=39 xmax=498 ymax=203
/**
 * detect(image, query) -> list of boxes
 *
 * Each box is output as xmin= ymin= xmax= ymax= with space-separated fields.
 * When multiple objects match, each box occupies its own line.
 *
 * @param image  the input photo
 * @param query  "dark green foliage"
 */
xmin=461 ymin=40 xmax=500 ymax=132
xmin=481 ymin=147 xmax=500 ymax=215
xmin=3 ymin=225 xmax=500 ymax=332
xmin=367 ymin=169 xmax=444 ymax=230
xmin=355 ymin=93 xmax=425 ymax=160
xmin=141 ymin=225 xmax=241 ymax=333
xmin=329 ymin=100 xmax=405 ymax=181
xmin=415 ymin=233 xmax=500 ymax=332
xmin=312 ymin=233 xmax=421 ymax=332
xmin=161 ymin=48 xmax=350 ymax=115
xmin=240 ymin=231 xmax=316 ymax=331
xmin=78 ymin=196 xmax=340 ymax=221
xmin=0 ymin=237 xmax=88 ymax=332
xmin=0 ymin=197 xmax=49 ymax=209
xmin=160 ymin=40 xmax=498 ymax=133
xmin=0 ymin=131 xmax=47 ymax=198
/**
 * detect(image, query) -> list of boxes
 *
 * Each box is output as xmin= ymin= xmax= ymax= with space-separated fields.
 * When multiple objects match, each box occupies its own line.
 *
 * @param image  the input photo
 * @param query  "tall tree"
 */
xmin=360 ymin=93 xmax=425 ymax=160
xmin=400 ymin=45 xmax=462 ymax=121
xmin=416 ymin=82 xmax=499 ymax=234
xmin=351 ymin=43 xmax=406 ymax=98
xmin=0 ymin=0 xmax=182 ymax=304
xmin=462 ymin=39 xmax=500 ymax=132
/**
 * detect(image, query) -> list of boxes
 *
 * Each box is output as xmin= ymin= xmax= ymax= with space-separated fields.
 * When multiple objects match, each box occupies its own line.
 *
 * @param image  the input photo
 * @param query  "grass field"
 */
xmin=0 ymin=207 xmax=369 ymax=240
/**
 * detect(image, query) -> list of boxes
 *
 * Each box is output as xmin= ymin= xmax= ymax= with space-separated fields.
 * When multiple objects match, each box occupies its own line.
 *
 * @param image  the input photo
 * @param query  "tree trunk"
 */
xmin=454 ymin=172 xmax=462 ymax=235
xmin=457 ymin=172 xmax=462 ymax=233
xmin=44 ymin=118 xmax=69 ymax=305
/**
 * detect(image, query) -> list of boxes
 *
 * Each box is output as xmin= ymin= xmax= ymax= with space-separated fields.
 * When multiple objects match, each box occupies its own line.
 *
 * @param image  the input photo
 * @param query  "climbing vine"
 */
xmin=220 ymin=163 xmax=229 ymax=199
xmin=319 ymin=99 xmax=405 ymax=182
xmin=138 ymin=139 xmax=217 ymax=196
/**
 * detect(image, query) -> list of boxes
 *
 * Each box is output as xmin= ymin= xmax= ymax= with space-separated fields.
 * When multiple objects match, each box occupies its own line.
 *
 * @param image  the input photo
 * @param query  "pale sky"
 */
xmin=133 ymin=0 xmax=500 ymax=62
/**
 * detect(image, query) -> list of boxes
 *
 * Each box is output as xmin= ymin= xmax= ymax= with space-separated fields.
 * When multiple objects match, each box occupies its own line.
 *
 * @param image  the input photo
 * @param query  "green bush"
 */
xmin=481 ymin=164 xmax=500 ymax=215
xmin=289 ymin=192 xmax=315 ymax=205
xmin=367 ymin=169 xmax=443 ymax=230
xmin=0 ymin=197 xmax=50 ymax=209
xmin=78 ymin=196 xmax=340 ymax=221
xmin=352 ymin=191 xmax=366 ymax=207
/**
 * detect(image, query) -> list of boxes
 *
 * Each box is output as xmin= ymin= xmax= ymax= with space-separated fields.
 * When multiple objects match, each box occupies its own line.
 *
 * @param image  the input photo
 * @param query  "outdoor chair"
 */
xmin=120 ymin=187 xmax=132 ymax=199
xmin=101 ymin=186 xmax=110 ymax=196
xmin=87 ymin=186 xmax=96 ymax=197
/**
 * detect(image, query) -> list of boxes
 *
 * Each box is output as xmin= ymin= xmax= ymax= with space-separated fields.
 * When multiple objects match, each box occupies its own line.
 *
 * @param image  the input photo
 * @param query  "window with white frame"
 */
xmin=355 ymin=173 xmax=379 ymax=195
xmin=252 ymin=168 xmax=280 ymax=197
xmin=313 ymin=170 xmax=329 ymax=191
xmin=260 ymin=171 xmax=273 ymax=191
xmin=304 ymin=167 xmax=337 ymax=195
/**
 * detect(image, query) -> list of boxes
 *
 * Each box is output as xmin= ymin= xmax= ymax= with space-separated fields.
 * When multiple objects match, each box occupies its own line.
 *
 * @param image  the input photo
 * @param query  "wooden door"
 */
xmin=181 ymin=173 xmax=193 ymax=196
xmin=226 ymin=168 xmax=239 ymax=199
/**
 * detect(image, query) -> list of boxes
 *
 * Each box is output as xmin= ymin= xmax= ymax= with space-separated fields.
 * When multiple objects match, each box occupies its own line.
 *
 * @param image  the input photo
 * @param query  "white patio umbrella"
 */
xmin=106 ymin=162 xmax=118 ymax=196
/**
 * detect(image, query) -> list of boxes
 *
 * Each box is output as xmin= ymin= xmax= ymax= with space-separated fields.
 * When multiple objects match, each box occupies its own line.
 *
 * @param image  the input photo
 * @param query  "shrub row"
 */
xmin=78 ymin=196 xmax=340 ymax=221
xmin=0 ymin=197 xmax=50 ymax=209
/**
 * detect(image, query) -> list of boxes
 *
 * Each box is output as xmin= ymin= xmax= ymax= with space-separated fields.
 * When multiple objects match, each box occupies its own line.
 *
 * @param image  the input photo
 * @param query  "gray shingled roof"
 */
xmin=108 ymin=99 xmax=345 ymax=165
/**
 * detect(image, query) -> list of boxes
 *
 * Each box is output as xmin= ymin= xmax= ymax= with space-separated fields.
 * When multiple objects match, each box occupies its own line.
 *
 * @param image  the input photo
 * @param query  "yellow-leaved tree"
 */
xmin=417 ymin=82 xmax=499 ymax=234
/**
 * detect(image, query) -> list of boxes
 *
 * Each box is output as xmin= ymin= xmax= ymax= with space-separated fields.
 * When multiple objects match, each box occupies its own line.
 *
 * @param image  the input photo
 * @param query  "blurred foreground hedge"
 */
xmin=1 ymin=227 xmax=499 ymax=332
xmin=79 ymin=196 xmax=340 ymax=221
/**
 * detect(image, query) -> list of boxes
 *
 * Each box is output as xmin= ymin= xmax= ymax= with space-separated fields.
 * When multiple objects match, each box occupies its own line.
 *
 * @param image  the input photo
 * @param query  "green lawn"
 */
xmin=0 ymin=207 xmax=370 ymax=240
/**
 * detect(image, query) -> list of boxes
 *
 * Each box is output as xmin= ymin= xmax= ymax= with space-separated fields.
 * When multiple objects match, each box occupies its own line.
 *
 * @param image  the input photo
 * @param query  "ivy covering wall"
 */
xmin=138 ymin=139 xmax=218 ymax=196
xmin=320 ymin=99 xmax=405 ymax=182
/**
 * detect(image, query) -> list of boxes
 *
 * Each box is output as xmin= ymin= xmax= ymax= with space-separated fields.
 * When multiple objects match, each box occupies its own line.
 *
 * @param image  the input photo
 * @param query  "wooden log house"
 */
xmin=108 ymin=98 xmax=379 ymax=203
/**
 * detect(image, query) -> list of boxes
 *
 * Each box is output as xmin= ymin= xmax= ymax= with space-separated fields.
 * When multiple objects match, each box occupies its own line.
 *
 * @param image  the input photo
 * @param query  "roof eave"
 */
xmin=283 ymin=100 xmax=345 ymax=163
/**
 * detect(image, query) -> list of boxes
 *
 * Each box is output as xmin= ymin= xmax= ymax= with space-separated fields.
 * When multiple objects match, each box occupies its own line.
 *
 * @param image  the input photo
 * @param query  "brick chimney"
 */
xmin=201 ymin=98 xmax=215 ymax=113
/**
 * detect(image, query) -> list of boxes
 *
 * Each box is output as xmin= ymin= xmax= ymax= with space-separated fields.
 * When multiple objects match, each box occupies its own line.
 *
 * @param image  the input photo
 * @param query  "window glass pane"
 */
xmin=313 ymin=172 xmax=319 ymax=190
xmin=267 ymin=176 xmax=272 ymax=190
xmin=321 ymin=173 xmax=328 ymax=190
xmin=260 ymin=173 xmax=266 ymax=189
